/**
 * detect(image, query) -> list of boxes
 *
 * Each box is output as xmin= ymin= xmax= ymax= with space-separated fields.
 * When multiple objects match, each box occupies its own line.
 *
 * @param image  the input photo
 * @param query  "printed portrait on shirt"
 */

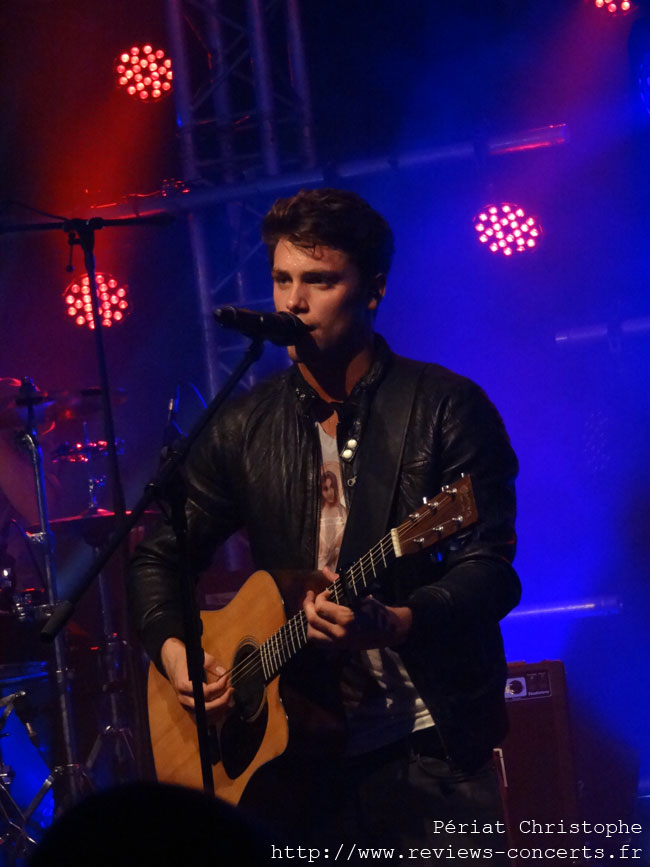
xmin=317 ymin=460 xmax=348 ymax=571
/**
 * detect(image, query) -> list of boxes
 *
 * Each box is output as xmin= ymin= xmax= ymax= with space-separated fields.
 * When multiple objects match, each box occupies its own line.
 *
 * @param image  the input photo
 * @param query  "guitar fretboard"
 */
xmin=257 ymin=530 xmax=398 ymax=683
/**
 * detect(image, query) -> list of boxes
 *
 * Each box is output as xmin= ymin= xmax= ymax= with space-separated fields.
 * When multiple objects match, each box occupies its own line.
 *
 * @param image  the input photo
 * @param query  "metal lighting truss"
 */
xmin=164 ymin=0 xmax=316 ymax=393
xmin=89 ymin=2 xmax=570 ymax=393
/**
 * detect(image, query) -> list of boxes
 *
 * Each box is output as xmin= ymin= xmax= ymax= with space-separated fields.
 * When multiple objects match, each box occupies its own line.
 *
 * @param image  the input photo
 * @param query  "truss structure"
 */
xmin=164 ymin=0 xmax=316 ymax=393
xmin=86 ymin=1 xmax=571 ymax=394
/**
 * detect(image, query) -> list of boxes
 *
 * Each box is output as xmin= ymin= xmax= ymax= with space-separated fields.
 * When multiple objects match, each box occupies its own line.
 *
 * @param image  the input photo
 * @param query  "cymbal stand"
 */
xmin=83 ymin=421 xmax=106 ymax=513
xmin=52 ymin=430 xmax=136 ymax=782
xmin=17 ymin=379 xmax=91 ymax=811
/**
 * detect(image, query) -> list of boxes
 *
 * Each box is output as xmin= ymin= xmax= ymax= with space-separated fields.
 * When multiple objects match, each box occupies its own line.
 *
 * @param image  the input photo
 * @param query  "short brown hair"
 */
xmin=261 ymin=188 xmax=394 ymax=287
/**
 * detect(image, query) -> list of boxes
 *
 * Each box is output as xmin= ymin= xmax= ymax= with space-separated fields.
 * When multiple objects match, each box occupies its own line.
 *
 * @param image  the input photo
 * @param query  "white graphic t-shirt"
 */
xmin=315 ymin=423 xmax=434 ymax=756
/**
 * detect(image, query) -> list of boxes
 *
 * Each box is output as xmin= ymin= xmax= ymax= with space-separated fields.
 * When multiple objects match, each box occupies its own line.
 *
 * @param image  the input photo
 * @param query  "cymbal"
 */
xmin=31 ymin=508 xmax=118 ymax=533
xmin=46 ymin=387 xmax=127 ymax=423
xmin=0 ymin=399 xmax=56 ymax=432
xmin=28 ymin=509 xmax=160 ymax=545
xmin=0 ymin=386 xmax=127 ymax=431
xmin=0 ymin=377 xmax=56 ymax=431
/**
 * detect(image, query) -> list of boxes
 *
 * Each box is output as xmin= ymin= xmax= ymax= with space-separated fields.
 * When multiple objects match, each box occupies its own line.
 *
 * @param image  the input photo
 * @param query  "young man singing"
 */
xmin=129 ymin=188 xmax=519 ymax=858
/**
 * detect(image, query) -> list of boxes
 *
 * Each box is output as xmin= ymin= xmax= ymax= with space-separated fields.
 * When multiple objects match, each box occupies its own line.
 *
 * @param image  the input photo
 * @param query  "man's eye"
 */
xmin=307 ymin=277 xmax=337 ymax=287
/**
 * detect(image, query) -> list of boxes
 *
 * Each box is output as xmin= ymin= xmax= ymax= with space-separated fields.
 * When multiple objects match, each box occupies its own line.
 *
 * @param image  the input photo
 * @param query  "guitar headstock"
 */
xmin=393 ymin=474 xmax=478 ymax=558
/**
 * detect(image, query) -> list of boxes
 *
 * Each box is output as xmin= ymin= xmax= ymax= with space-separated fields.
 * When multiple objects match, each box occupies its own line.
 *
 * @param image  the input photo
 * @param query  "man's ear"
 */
xmin=367 ymin=274 xmax=386 ymax=311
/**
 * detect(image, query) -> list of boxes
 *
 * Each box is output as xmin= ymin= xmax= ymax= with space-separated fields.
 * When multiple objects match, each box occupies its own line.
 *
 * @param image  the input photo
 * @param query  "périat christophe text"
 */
xmin=270 ymin=819 xmax=645 ymax=861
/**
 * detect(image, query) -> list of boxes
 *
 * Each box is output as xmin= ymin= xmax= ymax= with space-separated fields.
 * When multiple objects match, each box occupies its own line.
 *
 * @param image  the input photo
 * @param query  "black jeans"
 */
xmin=245 ymin=731 xmax=509 ymax=864
xmin=300 ymin=732 xmax=510 ymax=864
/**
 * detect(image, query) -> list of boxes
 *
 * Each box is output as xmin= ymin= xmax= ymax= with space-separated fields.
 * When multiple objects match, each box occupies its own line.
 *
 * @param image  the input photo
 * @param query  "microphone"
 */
xmin=214 ymin=307 xmax=310 ymax=346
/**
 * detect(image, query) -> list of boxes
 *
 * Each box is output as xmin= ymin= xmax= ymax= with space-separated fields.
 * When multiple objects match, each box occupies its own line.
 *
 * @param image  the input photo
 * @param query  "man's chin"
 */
xmin=285 ymin=333 xmax=319 ymax=364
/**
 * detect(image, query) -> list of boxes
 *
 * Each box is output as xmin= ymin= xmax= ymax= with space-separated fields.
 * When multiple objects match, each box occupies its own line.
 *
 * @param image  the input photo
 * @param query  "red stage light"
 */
xmin=115 ymin=44 xmax=173 ymax=100
xmin=473 ymin=204 xmax=542 ymax=258
xmin=591 ymin=0 xmax=634 ymax=13
xmin=63 ymin=273 xmax=131 ymax=330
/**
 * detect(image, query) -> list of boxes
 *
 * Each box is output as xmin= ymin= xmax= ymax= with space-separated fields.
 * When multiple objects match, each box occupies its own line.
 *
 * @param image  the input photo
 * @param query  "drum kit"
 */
xmin=0 ymin=378 xmax=149 ymax=862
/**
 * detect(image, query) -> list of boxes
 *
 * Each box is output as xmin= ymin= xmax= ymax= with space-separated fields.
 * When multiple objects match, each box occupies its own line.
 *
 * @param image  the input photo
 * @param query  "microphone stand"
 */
xmin=42 ymin=337 xmax=265 ymax=795
xmin=0 ymin=212 xmax=174 ymax=534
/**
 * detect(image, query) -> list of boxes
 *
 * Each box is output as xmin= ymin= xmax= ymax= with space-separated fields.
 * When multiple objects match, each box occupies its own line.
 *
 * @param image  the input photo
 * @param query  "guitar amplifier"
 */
xmin=495 ymin=661 xmax=581 ymax=863
xmin=496 ymin=660 xmax=639 ymax=864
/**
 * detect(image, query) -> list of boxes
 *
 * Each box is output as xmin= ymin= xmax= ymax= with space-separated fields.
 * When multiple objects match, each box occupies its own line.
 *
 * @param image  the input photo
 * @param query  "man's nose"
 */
xmin=285 ymin=283 xmax=308 ymax=312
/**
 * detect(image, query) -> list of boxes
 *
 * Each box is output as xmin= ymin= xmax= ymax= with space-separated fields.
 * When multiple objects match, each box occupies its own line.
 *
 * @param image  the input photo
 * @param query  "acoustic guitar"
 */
xmin=147 ymin=474 xmax=477 ymax=805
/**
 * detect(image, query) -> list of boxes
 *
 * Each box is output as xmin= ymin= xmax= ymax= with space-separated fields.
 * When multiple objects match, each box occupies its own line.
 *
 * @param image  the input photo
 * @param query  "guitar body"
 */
xmin=148 ymin=570 xmax=290 ymax=806
xmin=147 ymin=476 xmax=477 ymax=807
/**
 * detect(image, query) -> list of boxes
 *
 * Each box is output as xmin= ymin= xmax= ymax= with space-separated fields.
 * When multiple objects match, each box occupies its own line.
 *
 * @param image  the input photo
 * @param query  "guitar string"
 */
xmin=215 ymin=543 xmax=366 ymax=684
xmin=224 ymin=505 xmax=461 ymax=686
xmin=229 ymin=490 xmax=461 ymax=682
xmin=221 ymin=511 xmax=460 ymax=688
xmin=222 ymin=509 xmax=460 ymax=688
xmin=225 ymin=530 xmax=398 ymax=686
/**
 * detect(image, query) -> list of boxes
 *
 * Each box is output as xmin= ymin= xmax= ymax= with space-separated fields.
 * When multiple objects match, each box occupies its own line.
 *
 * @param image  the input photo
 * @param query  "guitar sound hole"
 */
xmin=219 ymin=640 xmax=268 ymax=780
xmin=232 ymin=640 xmax=265 ymax=721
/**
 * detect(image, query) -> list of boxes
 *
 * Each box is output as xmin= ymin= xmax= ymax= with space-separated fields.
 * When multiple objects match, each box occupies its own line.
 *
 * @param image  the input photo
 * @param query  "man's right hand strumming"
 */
xmin=160 ymin=637 xmax=233 ymax=720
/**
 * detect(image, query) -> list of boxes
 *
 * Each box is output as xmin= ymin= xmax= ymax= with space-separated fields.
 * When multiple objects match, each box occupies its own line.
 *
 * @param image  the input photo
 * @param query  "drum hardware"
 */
xmin=81 ymin=541 xmax=137 ymax=782
xmin=3 ymin=217 xmax=167 ymax=790
xmin=46 ymin=426 xmax=138 ymax=783
xmin=3 ymin=519 xmax=46 ymax=592
xmin=52 ymin=422 xmax=125 ymax=516
xmin=0 ymin=521 xmax=22 ymax=619
xmin=0 ymin=689 xmax=42 ymax=860
xmin=3 ymin=378 xmax=132 ymax=844
xmin=84 ymin=637 xmax=136 ymax=778
xmin=15 ymin=378 xmax=92 ymax=817
xmin=11 ymin=596 xmax=52 ymax=628
xmin=0 ymin=386 xmax=126 ymax=435
xmin=88 ymin=475 xmax=105 ymax=512
xmin=0 ymin=388 xmax=56 ymax=437
xmin=45 ymin=386 xmax=127 ymax=425
xmin=52 ymin=437 xmax=125 ymax=466
xmin=0 ymin=564 xmax=16 ymax=614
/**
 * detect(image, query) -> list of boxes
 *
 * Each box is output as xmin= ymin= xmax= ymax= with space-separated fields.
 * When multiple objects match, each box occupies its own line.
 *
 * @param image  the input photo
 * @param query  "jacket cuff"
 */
xmin=403 ymin=584 xmax=455 ymax=648
xmin=141 ymin=615 xmax=186 ymax=675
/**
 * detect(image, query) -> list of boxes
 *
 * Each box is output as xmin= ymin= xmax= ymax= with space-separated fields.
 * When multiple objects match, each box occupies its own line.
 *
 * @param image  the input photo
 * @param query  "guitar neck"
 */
xmin=258 ymin=530 xmax=397 ymax=684
xmin=250 ymin=475 xmax=476 ymax=687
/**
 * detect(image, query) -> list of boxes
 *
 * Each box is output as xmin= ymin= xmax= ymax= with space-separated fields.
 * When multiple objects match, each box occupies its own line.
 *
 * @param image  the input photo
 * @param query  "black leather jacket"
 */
xmin=129 ymin=337 xmax=520 ymax=772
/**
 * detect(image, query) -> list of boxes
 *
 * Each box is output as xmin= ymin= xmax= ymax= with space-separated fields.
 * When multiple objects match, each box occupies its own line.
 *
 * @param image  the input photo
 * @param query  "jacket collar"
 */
xmin=288 ymin=334 xmax=392 ymax=414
